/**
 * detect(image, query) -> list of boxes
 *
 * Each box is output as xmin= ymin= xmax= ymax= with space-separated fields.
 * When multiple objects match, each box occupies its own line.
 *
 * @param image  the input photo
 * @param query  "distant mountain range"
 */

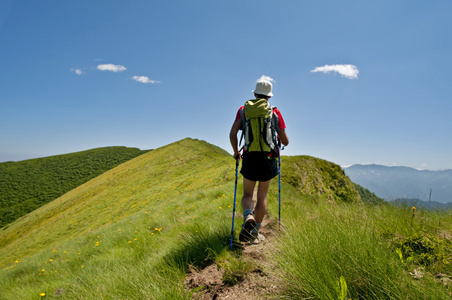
xmin=390 ymin=198 xmax=452 ymax=210
xmin=344 ymin=164 xmax=452 ymax=204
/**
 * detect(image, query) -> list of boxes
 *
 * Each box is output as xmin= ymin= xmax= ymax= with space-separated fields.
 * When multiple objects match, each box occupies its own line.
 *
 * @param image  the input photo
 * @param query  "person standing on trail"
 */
xmin=229 ymin=77 xmax=289 ymax=242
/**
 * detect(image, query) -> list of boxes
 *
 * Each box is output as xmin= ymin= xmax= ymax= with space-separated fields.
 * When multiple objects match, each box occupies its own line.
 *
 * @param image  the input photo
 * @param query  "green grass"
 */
xmin=276 ymin=198 xmax=452 ymax=299
xmin=1 ymin=180 xmax=235 ymax=299
xmin=0 ymin=146 xmax=149 ymax=227
xmin=0 ymin=139 xmax=238 ymax=299
xmin=1 ymin=138 xmax=451 ymax=299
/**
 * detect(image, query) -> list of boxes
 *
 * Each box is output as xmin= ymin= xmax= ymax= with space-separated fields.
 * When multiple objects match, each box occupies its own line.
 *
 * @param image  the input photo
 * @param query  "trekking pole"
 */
xmin=278 ymin=141 xmax=282 ymax=229
xmin=229 ymin=156 xmax=240 ymax=250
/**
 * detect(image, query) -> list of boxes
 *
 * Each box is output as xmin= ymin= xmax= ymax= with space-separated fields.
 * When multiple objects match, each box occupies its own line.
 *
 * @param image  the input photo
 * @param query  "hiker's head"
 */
xmin=253 ymin=80 xmax=273 ymax=98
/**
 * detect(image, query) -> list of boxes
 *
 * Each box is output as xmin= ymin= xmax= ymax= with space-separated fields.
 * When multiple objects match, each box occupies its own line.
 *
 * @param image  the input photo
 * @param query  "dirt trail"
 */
xmin=185 ymin=189 xmax=284 ymax=299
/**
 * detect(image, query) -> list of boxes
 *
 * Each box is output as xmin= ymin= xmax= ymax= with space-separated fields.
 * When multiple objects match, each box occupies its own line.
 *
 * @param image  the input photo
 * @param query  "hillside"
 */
xmin=0 ymin=146 xmax=149 ymax=227
xmin=344 ymin=164 xmax=452 ymax=203
xmin=1 ymin=139 xmax=450 ymax=299
xmin=282 ymin=155 xmax=360 ymax=203
xmin=0 ymin=139 xmax=356 ymax=268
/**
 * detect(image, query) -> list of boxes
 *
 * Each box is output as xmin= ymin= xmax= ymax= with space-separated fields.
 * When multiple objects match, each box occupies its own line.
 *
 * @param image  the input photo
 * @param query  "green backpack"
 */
xmin=239 ymin=98 xmax=278 ymax=155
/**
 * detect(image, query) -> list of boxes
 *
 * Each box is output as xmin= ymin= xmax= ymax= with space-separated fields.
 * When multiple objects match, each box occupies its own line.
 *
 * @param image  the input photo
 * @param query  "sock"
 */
xmin=251 ymin=223 xmax=262 ymax=236
xmin=254 ymin=223 xmax=262 ymax=231
xmin=243 ymin=209 xmax=253 ymax=220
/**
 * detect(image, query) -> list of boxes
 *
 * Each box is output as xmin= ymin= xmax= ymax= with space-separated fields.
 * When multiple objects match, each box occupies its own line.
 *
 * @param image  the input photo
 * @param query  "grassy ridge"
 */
xmin=0 ymin=138 xmax=239 ymax=299
xmin=0 ymin=146 xmax=149 ymax=228
xmin=1 ymin=138 xmax=450 ymax=299
xmin=282 ymin=155 xmax=360 ymax=203
xmin=0 ymin=139 xmax=231 ymax=266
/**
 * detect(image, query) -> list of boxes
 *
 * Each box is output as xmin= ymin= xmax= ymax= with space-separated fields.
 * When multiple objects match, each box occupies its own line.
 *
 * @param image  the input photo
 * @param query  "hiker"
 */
xmin=229 ymin=78 xmax=289 ymax=242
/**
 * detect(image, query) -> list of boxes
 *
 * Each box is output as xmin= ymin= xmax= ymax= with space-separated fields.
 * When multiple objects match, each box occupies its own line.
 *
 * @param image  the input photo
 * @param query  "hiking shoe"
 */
xmin=239 ymin=214 xmax=256 ymax=242
xmin=251 ymin=233 xmax=265 ymax=244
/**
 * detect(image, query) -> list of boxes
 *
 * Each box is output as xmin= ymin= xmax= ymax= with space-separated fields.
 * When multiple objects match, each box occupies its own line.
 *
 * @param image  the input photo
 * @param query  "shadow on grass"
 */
xmin=164 ymin=226 xmax=243 ymax=272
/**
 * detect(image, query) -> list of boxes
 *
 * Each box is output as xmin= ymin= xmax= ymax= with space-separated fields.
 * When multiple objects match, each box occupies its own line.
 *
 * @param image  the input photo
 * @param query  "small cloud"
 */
xmin=97 ymin=64 xmax=127 ymax=72
xmin=257 ymin=75 xmax=275 ymax=82
xmin=71 ymin=68 xmax=84 ymax=75
xmin=132 ymin=76 xmax=160 ymax=84
xmin=310 ymin=64 xmax=359 ymax=79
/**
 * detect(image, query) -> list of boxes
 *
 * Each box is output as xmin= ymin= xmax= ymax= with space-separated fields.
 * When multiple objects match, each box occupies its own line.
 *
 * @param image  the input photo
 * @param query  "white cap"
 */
xmin=253 ymin=80 xmax=273 ymax=97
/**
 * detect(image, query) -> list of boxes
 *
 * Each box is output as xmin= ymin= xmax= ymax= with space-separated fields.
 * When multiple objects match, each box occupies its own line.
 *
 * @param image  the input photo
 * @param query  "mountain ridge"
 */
xmin=344 ymin=164 xmax=452 ymax=203
xmin=0 ymin=138 xmax=359 ymax=268
xmin=2 ymin=139 xmax=451 ymax=299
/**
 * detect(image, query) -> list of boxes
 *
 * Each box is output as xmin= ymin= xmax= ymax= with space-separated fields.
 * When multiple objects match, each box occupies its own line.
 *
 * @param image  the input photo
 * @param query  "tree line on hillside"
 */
xmin=0 ymin=147 xmax=149 ymax=228
xmin=353 ymin=183 xmax=387 ymax=206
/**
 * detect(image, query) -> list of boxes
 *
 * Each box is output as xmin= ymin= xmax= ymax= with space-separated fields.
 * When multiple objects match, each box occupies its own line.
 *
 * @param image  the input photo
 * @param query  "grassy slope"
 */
xmin=1 ymin=138 xmax=450 ymax=299
xmin=277 ymin=198 xmax=452 ymax=299
xmin=0 ymin=139 xmax=231 ymax=265
xmin=0 ymin=146 xmax=149 ymax=227
xmin=0 ymin=138 xmax=237 ymax=299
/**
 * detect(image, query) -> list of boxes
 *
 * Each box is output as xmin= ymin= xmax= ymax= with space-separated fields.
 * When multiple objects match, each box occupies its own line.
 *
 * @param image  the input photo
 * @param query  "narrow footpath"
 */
xmin=185 ymin=189 xmax=284 ymax=299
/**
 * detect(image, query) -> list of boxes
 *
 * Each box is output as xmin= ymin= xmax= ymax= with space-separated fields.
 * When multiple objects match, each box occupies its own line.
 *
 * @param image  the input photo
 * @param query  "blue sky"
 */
xmin=1 ymin=1 xmax=451 ymax=170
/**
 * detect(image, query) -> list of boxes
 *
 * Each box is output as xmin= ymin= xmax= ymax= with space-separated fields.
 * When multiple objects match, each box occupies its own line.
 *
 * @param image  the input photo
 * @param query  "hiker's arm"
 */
xmin=277 ymin=130 xmax=289 ymax=146
xmin=229 ymin=120 xmax=242 ymax=159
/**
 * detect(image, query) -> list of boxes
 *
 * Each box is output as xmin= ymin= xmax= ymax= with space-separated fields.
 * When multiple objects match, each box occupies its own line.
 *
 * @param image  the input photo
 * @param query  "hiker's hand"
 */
xmin=233 ymin=152 xmax=241 ymax=160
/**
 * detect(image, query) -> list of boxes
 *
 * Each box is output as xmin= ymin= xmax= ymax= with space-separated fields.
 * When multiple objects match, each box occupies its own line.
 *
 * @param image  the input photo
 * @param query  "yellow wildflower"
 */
xmin=40 ymin=293 xmax=46 ymax=297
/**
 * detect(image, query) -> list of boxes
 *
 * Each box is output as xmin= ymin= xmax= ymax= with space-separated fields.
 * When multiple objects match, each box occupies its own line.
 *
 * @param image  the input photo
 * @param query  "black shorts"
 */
xmin=240 ymin=152 xmax=278 ymax=182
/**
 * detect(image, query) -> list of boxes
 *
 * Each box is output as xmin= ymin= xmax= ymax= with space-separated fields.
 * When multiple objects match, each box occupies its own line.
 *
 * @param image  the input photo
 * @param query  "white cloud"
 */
xmin=71 ymin=68 xmax=84 ymax=75
xmin=257 ymin=75 xmax=275 ymax=82
xmin=132 ymin=76 xmax=160 ymax=84
xmin=97 ymin=64 xmax=127 ymax=72
xmin=310 ymin=64 xmax=359 ymax=79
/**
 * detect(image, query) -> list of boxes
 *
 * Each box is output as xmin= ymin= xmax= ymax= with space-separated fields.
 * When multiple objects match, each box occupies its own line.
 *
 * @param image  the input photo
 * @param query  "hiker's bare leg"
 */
xmin=254 ymin=180 xmax=271 ymax=223
xmin=241 ymin=177 xmax=256 ymax=213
